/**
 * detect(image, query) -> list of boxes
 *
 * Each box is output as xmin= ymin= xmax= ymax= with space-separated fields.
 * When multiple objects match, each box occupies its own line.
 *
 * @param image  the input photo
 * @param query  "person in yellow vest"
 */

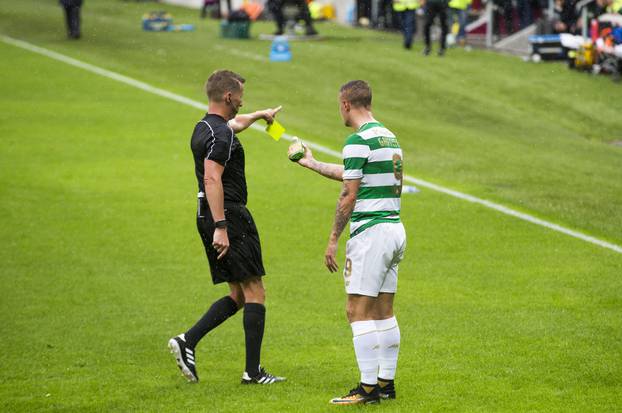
xmin=609 ymin=0 xmax=622 ymax=13
xmin=449 ymin=0 xmax=472 ymax=46
xmin=393 ymin=0 xmax=421 ymax=49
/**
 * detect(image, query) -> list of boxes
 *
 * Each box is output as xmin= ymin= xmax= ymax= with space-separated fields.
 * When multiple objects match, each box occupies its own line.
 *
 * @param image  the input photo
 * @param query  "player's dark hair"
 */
xmin=205 ymin=70 xmax=246 ymax=102
xmin=340 ymin=80 xmax=372 ymax=108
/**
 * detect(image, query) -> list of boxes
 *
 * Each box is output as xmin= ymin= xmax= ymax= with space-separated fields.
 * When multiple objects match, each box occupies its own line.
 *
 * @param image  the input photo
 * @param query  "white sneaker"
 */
xmin=168 ymin=334 xmax=198 ymax=382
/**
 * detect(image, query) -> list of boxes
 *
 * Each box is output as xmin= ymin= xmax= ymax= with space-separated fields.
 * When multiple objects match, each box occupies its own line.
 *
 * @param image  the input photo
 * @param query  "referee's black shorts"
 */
xmin=196 ymin=199 xmax=265 ymax=285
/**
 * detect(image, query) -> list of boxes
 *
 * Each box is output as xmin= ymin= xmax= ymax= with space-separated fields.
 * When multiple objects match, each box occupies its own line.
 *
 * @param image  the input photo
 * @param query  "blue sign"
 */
xmin=270 ymin=36 xmax=292 ymax=62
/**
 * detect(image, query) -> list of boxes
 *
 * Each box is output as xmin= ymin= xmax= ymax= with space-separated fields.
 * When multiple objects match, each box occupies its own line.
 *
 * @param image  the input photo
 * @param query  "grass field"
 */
xmin=1 ymin=1 xmax=621 ymax=412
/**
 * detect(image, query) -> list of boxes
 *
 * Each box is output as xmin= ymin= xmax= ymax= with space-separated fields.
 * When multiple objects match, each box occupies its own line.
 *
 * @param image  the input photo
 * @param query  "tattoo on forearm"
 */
xmin=332 ymin=184 xmax=354 ymax=238
xmin=317 ymin=162 xmax=334 ymax=178
xmin=313 ymin=161 xmax=343 ymax=181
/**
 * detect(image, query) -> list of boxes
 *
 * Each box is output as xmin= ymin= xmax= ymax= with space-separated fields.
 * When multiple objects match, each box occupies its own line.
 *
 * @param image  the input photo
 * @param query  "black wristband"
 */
xmin=214 ymin=220 xmax=227 ymax=229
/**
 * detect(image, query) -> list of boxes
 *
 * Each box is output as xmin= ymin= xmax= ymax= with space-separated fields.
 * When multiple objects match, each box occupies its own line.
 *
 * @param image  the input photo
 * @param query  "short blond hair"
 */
xmin=205 ymin=70 xmax=245 ymax=102
xmin=340 ymin=80 xmax=372 ymax=108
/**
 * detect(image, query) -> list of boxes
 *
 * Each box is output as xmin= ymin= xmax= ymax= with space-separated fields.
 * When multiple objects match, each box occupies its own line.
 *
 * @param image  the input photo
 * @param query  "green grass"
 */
xmin=1 ymin=0 xmax=621 ymax=243
xmin=1 ymin=1 xmax=621 ymax=411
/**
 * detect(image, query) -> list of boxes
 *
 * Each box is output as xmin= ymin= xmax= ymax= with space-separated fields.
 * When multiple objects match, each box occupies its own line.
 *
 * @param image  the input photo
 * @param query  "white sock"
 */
xmin=351 ymin=320 xmax=380 ymax=385
xmin=375 ymin=316 xmax=400 ymax=380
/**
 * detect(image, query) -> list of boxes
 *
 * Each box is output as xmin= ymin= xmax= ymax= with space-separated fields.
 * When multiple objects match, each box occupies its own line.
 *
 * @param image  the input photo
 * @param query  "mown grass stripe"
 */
xmin=4 ymin=34 xmax=619 ymax=255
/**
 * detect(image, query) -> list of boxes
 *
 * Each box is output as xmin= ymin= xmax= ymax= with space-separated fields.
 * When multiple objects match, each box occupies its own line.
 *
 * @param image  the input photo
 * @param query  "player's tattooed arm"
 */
xmin=296 ymin=145 xmax=344 ymax=181
xmin=332 ymin=181 xmax=357 ymax=237
xmin=325 ymin=179 xmax=360 ymax=272
xmin=308 ymin=160 xmax=344 ymax=181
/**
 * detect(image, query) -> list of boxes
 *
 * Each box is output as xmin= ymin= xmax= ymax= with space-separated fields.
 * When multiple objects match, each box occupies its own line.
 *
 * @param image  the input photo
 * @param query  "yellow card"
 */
xmin=265 ymin=120 xmax=285 ymax=141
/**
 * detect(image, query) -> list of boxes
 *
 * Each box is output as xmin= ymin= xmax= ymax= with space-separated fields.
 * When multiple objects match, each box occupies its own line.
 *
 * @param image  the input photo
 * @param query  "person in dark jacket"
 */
xmin=60 ymin=0 xmax=83 ymax=39
xmin=423 ymin=0 xmax=449 ymax=56
xmin=553 ymin=0 xmax=579 ymax=33
xmin=268 ymin=0 xmax=318 ymax=36
xmin=200 ymin=0 xmax=231 ymax=19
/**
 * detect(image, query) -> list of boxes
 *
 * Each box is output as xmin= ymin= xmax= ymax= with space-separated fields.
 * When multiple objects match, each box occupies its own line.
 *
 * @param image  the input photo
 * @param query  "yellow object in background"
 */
xmin=452 ymin=22 xmax=459 ymax=35
xmin=308 ymin=2 xmax=336 ymax=20
xmin=575 ymin=42 xmax=595 ymax=69
xmin=449 ymin=0 xmax=472 ymax=9
xmin=322 ymin=4 xmax=336 ymax=19
xmin=266 ymin=120 xmax=285 ymax=141
xmin=309 ymin=2 xmax=322 ymax=20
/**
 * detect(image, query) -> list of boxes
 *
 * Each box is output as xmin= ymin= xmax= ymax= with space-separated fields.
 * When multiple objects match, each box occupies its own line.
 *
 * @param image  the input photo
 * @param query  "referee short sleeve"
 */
xmin=205 ymin=125 xmax=233 ymax=166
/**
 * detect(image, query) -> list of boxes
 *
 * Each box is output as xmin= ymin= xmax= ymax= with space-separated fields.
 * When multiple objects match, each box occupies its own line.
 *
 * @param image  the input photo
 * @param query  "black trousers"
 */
xmin=424 ymin=2 xmax=448 ymax=49
xmin=201 ymin=0 xmax=231 ymax=19
xmin=63 ymin=5 xmax=81 ymax=38
xmin=493 ymin=0 xmax=514 ymax=35
xmin=268 ymin=0 xmax=314 ymax=31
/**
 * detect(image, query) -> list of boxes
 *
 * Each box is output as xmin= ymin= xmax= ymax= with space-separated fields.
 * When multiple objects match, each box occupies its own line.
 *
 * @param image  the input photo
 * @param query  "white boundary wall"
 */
xmin=160 ymin=0 xmax=355 ymax=23
xmin=161 ymin=0 xmax=203 ymax=8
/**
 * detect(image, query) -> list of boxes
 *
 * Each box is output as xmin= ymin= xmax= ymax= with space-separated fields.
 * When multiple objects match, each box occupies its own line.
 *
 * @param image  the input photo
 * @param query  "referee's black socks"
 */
xmin=185 ymin=295 xmax=239 ymax=348
xmin=243 ymin=303 xmax=266 ymax=377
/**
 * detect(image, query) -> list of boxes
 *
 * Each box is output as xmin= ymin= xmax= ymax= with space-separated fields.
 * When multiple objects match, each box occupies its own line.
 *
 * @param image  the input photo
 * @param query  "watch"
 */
xmin=214 ymin=220 xmax=227 ymax=229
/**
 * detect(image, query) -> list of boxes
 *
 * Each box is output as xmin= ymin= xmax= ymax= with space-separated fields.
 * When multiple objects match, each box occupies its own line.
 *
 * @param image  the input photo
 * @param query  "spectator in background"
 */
xmin=595 ymin=0 xmax=616 ymax=14
xmin=201 ymin=0 xmax=231 ymax=19
xmin=357 ymin=0 xmax=373 ymax=24
xmin=575 ymin=0 xmax=610 ymax=32
xmin=393 ymin=0 xmax=420 ymax=49
xmin=516 ymin=0 xmax=534 ymax=29
xmin=423 ymin=0 xmax=450 ymax=56
xmin=449 ymin=0 xmax=472 ymax=46
xmin=268 ymin=0 xmax=318 ymax=36
xmin=60 ymin=0 xmax=82 ymax=39
xmin=552 ymin=0 xmax=578 ymax=33
xmin=493 ymin=0 xmax=514 ymax=35
xmin=357 ymin=0 xmax=397 ymax=28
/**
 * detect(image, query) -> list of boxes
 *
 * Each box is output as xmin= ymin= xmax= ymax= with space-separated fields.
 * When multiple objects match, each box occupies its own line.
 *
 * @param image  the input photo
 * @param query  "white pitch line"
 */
xmin=2 ymin=34 xmax=621 ymax=255
xmin=213 ymin=44 xmax=269 ymax=62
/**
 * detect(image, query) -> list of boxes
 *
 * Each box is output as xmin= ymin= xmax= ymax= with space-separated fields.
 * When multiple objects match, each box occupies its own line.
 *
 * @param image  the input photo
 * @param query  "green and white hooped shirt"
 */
xmin=342 ymin=121 xmax=403 ymax=238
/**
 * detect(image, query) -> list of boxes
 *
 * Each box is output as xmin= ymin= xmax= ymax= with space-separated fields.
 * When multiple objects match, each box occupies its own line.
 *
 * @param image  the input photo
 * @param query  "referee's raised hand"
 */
xmin=258 ymin=105 xmax=282 ymax=125
xmin=212 ymin=228 xmax=230 ymax=260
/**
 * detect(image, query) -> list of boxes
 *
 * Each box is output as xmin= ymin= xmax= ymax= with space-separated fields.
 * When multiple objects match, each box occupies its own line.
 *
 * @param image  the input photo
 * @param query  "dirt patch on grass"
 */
xmin=611 ymin=140 xmax=622 ymax=147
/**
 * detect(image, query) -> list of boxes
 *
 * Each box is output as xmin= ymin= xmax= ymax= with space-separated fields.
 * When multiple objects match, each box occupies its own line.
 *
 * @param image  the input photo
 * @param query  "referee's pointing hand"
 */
xmin=258 ymin=105 xmax=282 ymax=125
xmin=213 ymin=228 xmax=230 ymax=260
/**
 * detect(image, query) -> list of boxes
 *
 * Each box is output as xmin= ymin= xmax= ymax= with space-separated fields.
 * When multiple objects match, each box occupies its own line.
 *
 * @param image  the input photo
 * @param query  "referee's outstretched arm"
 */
xmin=228 ymin=105 xmax=282 ymax=133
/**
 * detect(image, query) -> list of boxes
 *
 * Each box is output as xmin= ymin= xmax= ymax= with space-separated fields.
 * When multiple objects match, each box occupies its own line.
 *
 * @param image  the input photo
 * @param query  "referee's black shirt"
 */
xmin=191 ymin=114 xmax=247 ymax=205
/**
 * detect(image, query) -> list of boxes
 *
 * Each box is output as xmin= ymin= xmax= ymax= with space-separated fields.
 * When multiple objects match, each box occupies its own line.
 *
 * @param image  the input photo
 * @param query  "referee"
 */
xmin=169 ymin=70 xmax=285 ymax=385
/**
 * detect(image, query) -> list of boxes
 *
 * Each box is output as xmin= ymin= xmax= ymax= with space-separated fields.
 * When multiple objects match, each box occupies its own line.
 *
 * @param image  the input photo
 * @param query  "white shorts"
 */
xmin=343 ymin=222 xmax=406 ymax=297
